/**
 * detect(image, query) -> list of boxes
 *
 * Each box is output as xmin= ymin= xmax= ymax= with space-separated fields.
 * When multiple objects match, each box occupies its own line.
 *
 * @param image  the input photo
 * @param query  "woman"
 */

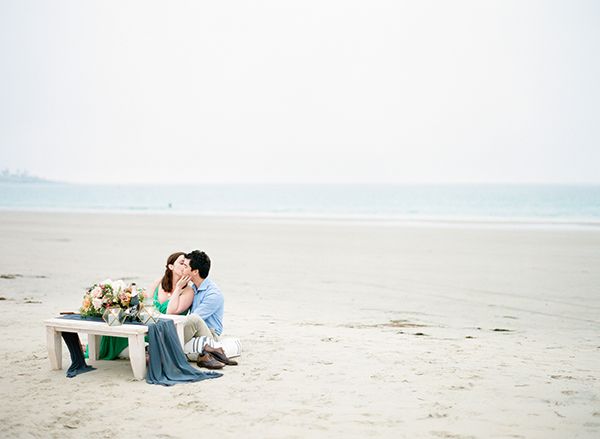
xmin=99 ymin=252 xmax=226 ymax=368
xmin=146 ymin=251 xmax=194 ymax=315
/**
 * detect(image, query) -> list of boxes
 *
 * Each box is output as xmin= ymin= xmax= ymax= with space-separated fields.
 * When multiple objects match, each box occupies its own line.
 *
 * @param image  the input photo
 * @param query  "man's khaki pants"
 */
xmin=183 ymin=314 xmax=219 ymax=343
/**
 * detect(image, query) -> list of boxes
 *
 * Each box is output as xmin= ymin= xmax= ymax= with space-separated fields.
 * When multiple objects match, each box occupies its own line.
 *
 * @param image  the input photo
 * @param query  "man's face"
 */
xmin=182 ymin=258 xmax=192 ymax=276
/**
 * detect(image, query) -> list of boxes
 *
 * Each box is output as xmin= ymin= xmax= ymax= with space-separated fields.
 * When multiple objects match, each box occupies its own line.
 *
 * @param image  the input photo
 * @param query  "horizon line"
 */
xmin=3 ymin=178 xmax=600 ymax=186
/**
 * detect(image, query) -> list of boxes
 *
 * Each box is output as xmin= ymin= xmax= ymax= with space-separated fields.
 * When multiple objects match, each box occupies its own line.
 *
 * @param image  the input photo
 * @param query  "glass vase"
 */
xmin=137 ymin=304 xmax=160 ymax=324
xmin=102 ymin=306 xmax=125 ymax=326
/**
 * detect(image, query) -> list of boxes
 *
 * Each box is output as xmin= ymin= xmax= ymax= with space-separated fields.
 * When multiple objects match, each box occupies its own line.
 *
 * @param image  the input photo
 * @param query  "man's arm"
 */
xmin=192 ymin=291 xmax=223 ymax=320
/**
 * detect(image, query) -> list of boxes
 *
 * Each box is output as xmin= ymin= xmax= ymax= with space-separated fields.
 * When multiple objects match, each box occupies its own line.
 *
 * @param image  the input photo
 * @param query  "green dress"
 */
xmin=97 ymin=286 xmax=180 ymax=360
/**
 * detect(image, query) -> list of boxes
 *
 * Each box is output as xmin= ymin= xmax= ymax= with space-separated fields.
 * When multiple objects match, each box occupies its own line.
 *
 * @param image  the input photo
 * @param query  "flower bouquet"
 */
xmin=80 ymin=279 xmax=146 ymax=324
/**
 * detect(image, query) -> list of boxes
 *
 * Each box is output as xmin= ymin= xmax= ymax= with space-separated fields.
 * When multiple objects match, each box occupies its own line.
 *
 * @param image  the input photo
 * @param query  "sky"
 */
xmin=1 ymin=0 xmax=599 ymax=184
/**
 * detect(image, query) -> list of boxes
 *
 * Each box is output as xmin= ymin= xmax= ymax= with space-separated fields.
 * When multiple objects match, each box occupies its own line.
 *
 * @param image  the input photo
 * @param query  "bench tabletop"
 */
xmin=44 ymin=317 xmax=149 ymax=336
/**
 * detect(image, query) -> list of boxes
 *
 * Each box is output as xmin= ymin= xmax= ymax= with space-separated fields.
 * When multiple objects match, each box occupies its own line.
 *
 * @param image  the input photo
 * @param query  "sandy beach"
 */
xmin=0 ymin=210 xmax=599 ymax=438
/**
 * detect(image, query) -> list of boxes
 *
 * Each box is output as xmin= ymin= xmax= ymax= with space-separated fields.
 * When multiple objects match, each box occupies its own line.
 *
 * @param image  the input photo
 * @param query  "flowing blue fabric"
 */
xmin=146 ymin=319 xmax=222 ymax=386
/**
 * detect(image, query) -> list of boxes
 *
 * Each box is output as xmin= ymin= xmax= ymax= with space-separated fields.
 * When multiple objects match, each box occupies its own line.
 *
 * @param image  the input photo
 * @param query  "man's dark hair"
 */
xmin=186 ymin=250 xmax=211 ymax=278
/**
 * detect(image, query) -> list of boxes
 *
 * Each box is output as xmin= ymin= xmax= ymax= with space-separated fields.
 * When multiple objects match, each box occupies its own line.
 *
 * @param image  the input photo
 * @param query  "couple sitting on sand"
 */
xmin=100 ymin=250 xmax=237 ymax=369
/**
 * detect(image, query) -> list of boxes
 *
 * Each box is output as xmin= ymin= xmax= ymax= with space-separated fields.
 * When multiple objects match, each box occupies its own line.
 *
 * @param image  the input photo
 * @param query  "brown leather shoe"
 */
xmin=196 ymin=353 xmax=225 ymax=369
xmin=204 ymin=345 xmax=238 ymax=366
xmin=204 ymin=345 xmax=225 ymax=355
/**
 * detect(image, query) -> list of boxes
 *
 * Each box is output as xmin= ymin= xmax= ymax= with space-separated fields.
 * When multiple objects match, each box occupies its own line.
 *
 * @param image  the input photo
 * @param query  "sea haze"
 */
xmin=1 ymin=183 xmax=599 ymax=225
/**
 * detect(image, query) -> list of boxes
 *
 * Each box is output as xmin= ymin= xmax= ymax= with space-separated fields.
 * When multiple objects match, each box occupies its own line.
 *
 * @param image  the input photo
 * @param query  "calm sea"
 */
xmin=1 ymin=183 xmax=599 ymax=225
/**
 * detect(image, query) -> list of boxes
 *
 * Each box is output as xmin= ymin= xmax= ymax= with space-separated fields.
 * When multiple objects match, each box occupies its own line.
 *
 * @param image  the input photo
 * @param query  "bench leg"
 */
xmin=46 ymin=327 xmax=62 ymax=370
xmin=128 ymin=334 xmax=147 ymax=380
xmin=88 ymin=334 xmax=101 ymax=364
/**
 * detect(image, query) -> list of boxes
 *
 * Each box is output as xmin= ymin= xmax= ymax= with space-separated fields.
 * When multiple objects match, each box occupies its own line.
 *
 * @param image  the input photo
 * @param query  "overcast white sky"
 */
xmin=1 ymin=0 xmax=599 ymax=184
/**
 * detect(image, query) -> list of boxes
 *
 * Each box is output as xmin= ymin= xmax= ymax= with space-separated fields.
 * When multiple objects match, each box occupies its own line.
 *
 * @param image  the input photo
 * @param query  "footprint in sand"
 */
xmin=550 ymin=374 xmax=575 ymax=380
xmin=430 ymin=431 xmax=475 ymax=439
xmin=427 ymin=413 xmax=449 ymax=419
xmin=298 ymin=321 xmax=325 ymax=327
xmin=448 ymin=385 xmax=469 ymax=391
xmin=177 ymin=400 xmax=208 ymax=411
xmin=54 ymin=410 xmax=86 ymax=430
xmin=320 ymin=336 xmax=339 ymax=343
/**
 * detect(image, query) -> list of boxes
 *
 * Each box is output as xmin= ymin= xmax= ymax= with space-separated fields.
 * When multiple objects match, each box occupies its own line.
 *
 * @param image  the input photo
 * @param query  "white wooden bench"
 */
xmin=44 ymin=314 xmax=187 ymax=380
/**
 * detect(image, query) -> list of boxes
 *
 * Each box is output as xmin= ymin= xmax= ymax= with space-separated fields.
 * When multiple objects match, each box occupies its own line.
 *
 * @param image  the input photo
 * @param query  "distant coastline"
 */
xmin=0 ymin=170 xmax=54 ymax=184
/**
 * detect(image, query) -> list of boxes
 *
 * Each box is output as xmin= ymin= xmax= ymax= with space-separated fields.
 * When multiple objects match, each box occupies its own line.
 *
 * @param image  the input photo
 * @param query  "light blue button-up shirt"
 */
xmin=191 ymin=278 xmax=224 ymax=336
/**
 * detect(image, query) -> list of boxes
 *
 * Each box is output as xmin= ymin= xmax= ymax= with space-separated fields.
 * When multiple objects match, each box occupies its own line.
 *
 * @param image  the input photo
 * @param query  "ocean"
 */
xmin=1 ymin=182 xmax=599 ymax=226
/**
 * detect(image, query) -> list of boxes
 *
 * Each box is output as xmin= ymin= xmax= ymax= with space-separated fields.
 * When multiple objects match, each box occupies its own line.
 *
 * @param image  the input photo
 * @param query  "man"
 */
xmin=182 ymin=250 xmax=233 ymax=368
xmin=184 ymin=250 xmax=224 ymax=339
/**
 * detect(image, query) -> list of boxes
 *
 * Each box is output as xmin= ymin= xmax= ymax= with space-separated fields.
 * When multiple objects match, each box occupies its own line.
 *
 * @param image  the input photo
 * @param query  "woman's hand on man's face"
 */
xmin=175 ymin=275 xmax=191 ymax=291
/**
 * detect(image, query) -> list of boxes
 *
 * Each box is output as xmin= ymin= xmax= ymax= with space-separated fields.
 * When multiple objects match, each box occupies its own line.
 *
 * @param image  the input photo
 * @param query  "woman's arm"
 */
xmin=166 ymin=286 xmax=194 ymax=314
xmin=166 ymin=276 xmax=193 ymax=314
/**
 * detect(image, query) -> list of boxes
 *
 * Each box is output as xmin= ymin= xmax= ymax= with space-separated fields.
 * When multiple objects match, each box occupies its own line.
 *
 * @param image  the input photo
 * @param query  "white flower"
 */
xmin=112 ymin=279 xmax=126 ymax=294
xmin=100 ymin=278 xmax=113 ymax=287
xmin=91 ymin=286 xmax=103 ymax=298
xmin=92 ymin=298 xmax=103 ymax=310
